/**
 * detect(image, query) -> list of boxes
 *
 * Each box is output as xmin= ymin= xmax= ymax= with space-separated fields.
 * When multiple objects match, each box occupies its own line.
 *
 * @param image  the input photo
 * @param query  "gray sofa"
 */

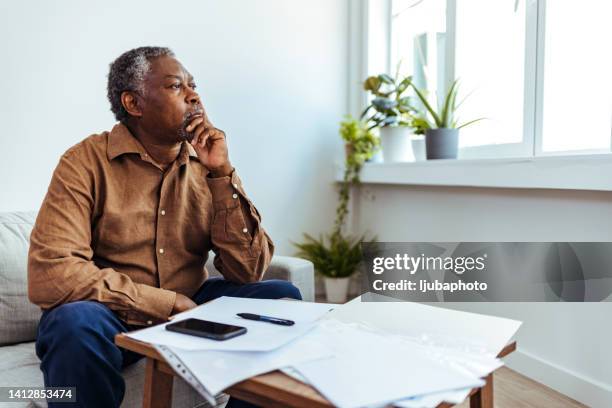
xmin=0 ymin=211 xmax=314 ymax=408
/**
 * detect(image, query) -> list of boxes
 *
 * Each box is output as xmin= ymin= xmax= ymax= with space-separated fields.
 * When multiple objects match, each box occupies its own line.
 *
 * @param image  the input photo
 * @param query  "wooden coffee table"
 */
xmin=115 ymin=333 xmax=516 ymax=408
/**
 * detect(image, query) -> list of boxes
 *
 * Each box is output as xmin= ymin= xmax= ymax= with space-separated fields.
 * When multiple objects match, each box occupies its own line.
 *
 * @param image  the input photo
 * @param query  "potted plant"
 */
xmin=294 ymin=116 xmax=376 ymax=303
xmin=339 ymin=115 xmax=379 ymax=164
xmin=410 ymin=79 xmax=484 ymax=160
xmin=294 ymin=233 xmax=365 ymax=303
xmin=361 ymin=72 xmax=418 ymax=163
xmin=409 ymin=115 xmax=429 ymax=161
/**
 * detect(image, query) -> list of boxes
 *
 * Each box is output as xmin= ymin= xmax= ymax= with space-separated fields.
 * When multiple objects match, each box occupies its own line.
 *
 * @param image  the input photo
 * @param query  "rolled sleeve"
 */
xmin=206 ymin=169 xmax=274 ymax=283
xmin=206 ymin=170 xmax=243 ymax=210
xmin=134 ymin=284 xmax=177 ymax=321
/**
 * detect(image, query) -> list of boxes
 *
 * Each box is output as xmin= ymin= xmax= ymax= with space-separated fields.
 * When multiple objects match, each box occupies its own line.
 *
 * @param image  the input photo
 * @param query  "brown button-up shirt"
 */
xmin=28 ymin=123 xmax=273 ymax=326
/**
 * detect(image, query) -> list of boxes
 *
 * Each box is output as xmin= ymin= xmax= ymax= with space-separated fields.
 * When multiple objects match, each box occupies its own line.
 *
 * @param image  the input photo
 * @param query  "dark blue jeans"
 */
xmin=35 ymin=278 xmax=302 ymax=408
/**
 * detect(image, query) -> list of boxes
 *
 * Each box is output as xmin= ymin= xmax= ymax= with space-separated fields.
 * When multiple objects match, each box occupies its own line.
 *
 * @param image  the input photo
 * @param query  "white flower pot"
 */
xmin=411 ymin=136 xmax=426 ymax=161
xmin=380 ymin=127 xmax=414 ymax=163
xmin=324 ymin=276 xmax=351 ymax=303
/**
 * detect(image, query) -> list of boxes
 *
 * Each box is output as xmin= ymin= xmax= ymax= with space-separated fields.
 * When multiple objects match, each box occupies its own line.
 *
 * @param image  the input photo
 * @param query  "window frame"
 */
xmin=371 ymin=0 xmax=612 ymax=160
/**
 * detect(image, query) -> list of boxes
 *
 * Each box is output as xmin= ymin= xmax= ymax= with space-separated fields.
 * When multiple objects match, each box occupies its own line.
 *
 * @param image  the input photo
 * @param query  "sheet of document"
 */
xmin=293 ymin=320 xmax=484 ymax=408
xmin=161 ymin=330 xmax=333 ymax=396
xmin=393 ymin=388 xmax=472 ymax=408
xmin=127 ymin=296 xmax=334 ymax=351
xmin=282 ymin=365 xmax=473 ymax=408
xmin=283 ymin=293 xmax=519 ymax=408
xmin=326 ymin=293 xmax=521 ymax=357
xmin=386 ymin=338 xmax=504 ymax=407
xmin=154 ymin=344 xmax=218 ymax=406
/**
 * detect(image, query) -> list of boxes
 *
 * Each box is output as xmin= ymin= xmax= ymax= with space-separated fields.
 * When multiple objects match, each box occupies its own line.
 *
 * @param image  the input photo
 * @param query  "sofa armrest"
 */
xmin=205 ymin=255 xmax=315 ymax=302
xmin=263 ymin=256 xmax=315 ymax=302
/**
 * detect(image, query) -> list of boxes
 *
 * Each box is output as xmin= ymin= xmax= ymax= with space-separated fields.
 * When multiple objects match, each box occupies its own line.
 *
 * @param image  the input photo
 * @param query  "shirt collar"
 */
xmin=107 ymin=123 xmax=199 ymax=163
xmin=177 ymin=142 xmax=200 ymax=166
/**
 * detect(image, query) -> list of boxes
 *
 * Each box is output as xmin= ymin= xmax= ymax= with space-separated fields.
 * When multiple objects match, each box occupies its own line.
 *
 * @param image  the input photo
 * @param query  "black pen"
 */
xmin=237 ymin=313 xmax=295 ymax=326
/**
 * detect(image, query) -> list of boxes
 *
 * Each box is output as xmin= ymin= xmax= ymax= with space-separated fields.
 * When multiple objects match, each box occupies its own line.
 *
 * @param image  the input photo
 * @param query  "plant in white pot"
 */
xmin=293 ymin=116 xmax=375 ymax=303
xmin=410 ymin=79 xmax=484 ymax=160
xmin=361 ymin=72 xmax=419 ymax=162
xmin=294 ymin=233 xmax=364 ymax=303
xmin=409 ymin=116 xmax=429 ymax=161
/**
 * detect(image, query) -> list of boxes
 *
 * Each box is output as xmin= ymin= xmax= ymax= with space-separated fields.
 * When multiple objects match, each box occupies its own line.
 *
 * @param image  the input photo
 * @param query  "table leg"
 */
xmin=143 ymin=357 xmax=174 ymax=408
xmin=470 ymin=373 xmax=493 ymax=408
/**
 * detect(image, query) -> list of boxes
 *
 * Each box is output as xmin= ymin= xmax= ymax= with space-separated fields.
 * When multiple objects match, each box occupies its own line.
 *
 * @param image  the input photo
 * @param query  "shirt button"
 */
xmin=161 ymin=210 xmax=166 ymax=215
xmin=232 ymin=193 xmax=238 ymax=199
xmin=242 ymin=228 xmax=248 ymax=233
xmin=159 ymin=248 xmax=165 ymax=254
xmin=147 ymin=320 xmax=153 ymax=325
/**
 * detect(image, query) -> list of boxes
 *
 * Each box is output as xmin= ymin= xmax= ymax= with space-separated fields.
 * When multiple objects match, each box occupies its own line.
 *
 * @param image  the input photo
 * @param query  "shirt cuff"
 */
xmin=207 ymin=170 xmax=244 ymax=210
xmin=134 ymin=283 xmax=176 ymax=321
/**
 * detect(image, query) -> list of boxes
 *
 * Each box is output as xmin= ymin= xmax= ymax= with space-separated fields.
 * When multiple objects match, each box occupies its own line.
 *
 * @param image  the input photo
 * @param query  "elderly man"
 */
xmin=28 ymin=46 xmax=300 ymax=408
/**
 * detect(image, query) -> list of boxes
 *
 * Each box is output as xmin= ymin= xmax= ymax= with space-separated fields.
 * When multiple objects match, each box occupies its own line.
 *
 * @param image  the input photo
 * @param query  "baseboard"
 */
xmin=505 ymin=349 xmax=612 ymax=408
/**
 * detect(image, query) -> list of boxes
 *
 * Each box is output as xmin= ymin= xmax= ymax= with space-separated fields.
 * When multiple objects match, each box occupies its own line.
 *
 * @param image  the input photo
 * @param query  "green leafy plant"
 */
xmin=361 ymin=71 xmax=418 ymax=130
xmin=293 ymin=116 xmax=377 ymax=279
xmin=335 ymin=116 xmax=378 ymax=235
xmin=293 ymin=233 xmax=365 ymax=279
xmin=410 ymin=79 xmax=485 ymax=129
xmin=339 ymin=115 xmax=380 ymax=171
xmin=409 ymin=115 xmax=430 ymax=135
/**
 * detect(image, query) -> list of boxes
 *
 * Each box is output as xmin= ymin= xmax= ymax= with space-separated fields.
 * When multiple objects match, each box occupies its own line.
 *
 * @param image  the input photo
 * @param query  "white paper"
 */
xmin=322 ymin=294 xmax=520 ymax=408
xmin=153 ymin=344 xmax=218 ymax=406
xmin=393 ymin=388 xmax=472 ymax=408
xmin=293 ymin=320 xmax=484 ymax=408
xmin=283 ymin=363 xmax=473 ymax=408
xmin=162 ymin=329 xmax=333 ymax=396
xmin=326 ymin=293 xmax=521 ymax=357
xmin=283 ymin=358 xmax=475 ymax=408
xmin=272 ymin=294 xmax=518 ymax=408
xmin=127 ymin=296 xmax=334 ymax=351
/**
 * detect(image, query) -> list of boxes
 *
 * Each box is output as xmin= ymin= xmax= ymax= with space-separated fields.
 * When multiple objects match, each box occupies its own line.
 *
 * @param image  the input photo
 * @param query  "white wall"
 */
xmin=354 ymin=184 xmax=612 ymax=407
xmin=0 ymin=0 xmax=349 ymax=255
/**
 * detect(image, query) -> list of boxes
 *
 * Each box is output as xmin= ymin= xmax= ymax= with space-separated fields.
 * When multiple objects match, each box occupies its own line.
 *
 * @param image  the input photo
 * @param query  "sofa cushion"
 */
xmin=0 ymin=211 xmax=41 ymax=346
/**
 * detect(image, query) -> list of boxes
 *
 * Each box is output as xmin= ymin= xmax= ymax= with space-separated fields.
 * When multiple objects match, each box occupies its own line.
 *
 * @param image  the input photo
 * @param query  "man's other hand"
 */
xmin=171 ymin=293 xmax=197 ymax=315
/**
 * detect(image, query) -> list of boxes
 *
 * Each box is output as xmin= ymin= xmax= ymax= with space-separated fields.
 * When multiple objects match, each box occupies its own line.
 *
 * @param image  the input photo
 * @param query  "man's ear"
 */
xmin=120 ymin=91 xmax=143 ymax=118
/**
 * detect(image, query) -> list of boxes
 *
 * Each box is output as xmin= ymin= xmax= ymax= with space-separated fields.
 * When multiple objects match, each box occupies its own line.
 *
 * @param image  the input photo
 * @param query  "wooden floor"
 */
xmin=456 ymin=367 xmax=586 ymax=408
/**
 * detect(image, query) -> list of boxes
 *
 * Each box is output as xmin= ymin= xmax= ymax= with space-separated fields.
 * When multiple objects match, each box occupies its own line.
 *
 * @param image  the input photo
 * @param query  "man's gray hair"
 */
xmin=107 ymin=46 xmax=175 ymax=123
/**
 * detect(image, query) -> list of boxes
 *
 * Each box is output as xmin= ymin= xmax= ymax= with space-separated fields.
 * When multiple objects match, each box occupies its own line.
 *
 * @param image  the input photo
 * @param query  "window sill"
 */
xmin=335 ymin=154 xmax=612 ymax=191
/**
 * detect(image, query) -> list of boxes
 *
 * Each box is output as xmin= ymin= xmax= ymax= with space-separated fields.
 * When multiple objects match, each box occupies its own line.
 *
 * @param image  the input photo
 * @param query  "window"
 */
xmin=540 ymin=1 xmax=612 ymax=154
xmin=388 ymin=0 xmax=611 ymax=159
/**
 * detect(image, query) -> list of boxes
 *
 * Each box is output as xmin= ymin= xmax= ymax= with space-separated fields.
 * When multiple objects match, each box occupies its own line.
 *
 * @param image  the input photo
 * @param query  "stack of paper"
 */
xmin=291 ymin=293 xmax=521 ymax=407
xmin=153 ymin=334 xmax=333 ymax=405
xmin=126 ymin=294 xmax=521 ymax=408
xmin=290 ymin=319 xmax=485 ymax=407
xmin=127 ymin=297 xmax=336 ymax=403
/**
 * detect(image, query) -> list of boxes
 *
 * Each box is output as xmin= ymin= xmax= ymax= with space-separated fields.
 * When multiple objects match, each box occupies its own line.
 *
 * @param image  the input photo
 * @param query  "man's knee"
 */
xmin=37 ymin=301 xmax=120 ymax=354
xmin=41 ymin=301 xmax=110 ymax=334
xmin=260 ymin=280 xmax=302 ymax=300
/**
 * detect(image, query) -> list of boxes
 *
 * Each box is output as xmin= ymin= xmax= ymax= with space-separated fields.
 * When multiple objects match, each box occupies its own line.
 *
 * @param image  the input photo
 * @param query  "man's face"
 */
xmin=137 ymin=55 xmax=203 ymax=143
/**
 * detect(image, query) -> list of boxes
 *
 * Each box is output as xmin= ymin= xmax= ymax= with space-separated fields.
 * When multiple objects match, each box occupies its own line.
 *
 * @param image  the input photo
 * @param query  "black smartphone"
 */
xmin=166 ymin=318 xmax=247 ymax=341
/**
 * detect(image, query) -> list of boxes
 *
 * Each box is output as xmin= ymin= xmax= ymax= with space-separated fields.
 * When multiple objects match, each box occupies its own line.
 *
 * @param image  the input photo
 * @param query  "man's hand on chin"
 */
xmin=186 ymin=111 xmax=233 ymax=178
xmin=169 ymin=293 xmax=197 ymax=320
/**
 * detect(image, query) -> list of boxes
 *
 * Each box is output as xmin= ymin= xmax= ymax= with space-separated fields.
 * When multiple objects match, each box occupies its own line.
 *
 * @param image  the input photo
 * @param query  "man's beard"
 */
xmin=177 ymin=115 xmax=194 ymax=142
xmin=177 ymin=109 xmax=204 ymax=142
